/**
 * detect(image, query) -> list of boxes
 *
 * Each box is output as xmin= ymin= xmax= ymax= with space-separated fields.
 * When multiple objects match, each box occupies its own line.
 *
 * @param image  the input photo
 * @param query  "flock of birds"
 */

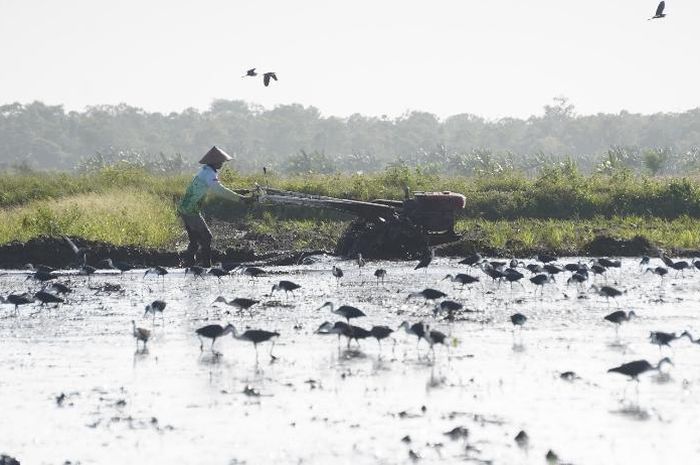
xmin=237 ymin=1 xmax=667 ymax=92
xmin=2 ymin=235 xmax=699 ymax=389
xmin=242 ymin=68 xmax=277 ymax=87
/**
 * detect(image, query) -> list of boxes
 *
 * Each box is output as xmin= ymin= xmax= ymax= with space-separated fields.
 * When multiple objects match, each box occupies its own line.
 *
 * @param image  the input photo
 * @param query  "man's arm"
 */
xmin=209 ymin=181 xmax=249 ymax=202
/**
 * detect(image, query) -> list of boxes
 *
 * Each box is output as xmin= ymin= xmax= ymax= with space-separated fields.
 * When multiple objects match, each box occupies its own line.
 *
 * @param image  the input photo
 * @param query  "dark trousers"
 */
xmin=180 ymin=213 xmax=213 ymax=267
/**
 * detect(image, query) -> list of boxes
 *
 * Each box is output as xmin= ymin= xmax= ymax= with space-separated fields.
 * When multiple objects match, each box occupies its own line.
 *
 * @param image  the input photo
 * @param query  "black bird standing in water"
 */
xmin=132 ymin=320 xmax=151 ymax=349
xmin=144 ymin=300 xmax=167 ymax=323
xmin=229 ymin=325 xmax=280 ymax=361
xmin=374 ymin=268 xmax=387 ymax=284
xmin=195 ymin=323 xmax=235 ymax=353
xmin=1 ymin=293 xmax=35 ymax=314
xmin=414 ymin=248 xmax=434 ymax=272
xmin=370 ymin=325 xmax=394 ymax=349
xmin=144 ymin=266 xmax=168 ymax=280
xmin=604 ymin=310 xmax=636 ymax=335
xmin=318 ymin=301 xmax=366 ymax=323
xmin=263 ymin=72 xmax=277 ymax=87
xmin=407 ymin=288 xmax=447 ymax=303
xmin=185 ymin=266 xmax=206 ymax=279
xmin=63 ymin=235 xmax=89 ymax=266
xmin=649 ymin=331 xmax=679 ymax=350
xmin=649 ymin=1 xmax=666 ymax=19
xmin=399 ymin=321 xmax=426 ymax=349
xmin=332 ymin=265 xmax=344 ymax=284
xmin=51 ymin=282 xmax=72 ymax=295
xmin=244 ymin=266 xmax=267 ymax=279
xmin=271 ymin=280 xmax=301 ymax=297
xmin=34 ymin=291 xmax=64 ymax=308
xmin=608 ymin=357 xmax=672 ymax=381
xmin=459 ymin=253 xmax=482 ymax=266
xmin=443 ymin=273 xmax=479 ymax=288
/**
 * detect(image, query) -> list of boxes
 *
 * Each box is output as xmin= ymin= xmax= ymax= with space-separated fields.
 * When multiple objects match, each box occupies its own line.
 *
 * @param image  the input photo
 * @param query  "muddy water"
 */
xmin=1 ymin=258 xmax=699 ymax=464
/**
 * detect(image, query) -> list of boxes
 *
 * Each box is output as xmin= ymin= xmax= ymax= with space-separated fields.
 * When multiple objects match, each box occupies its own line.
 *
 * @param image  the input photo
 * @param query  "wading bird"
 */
xmin=0 ymin=293 xmax=35 ymax=314
xmin=645 ymin=266 xmax=668 ymax=278
xmin=590 ymin=285 xmax=623 ymax=303
xmin=399 ymin=321 xmax=426 ymax=348
xmin=50 ymin=282 xmax=72 ymax=295
xmin=649 ymin=1 xmax=666 ymax=20
xmin=144 ymin=266 xmax=168 ymax=280
xmin=374 ymin=268 xmax=386 ymax=284
xmin=530 ymin=274 xmax=554 ymax=294
xmin=318 ymin=301 xmax=366 ymax=323
xmin=271 ymin=280 xmax=301 ymax=297
xmin=316 ymin=321 xmax=350 ymax=346
xmin=567 ymin=272 xmax=588 ymax=286
xmin=263 ymin=71 xmax=277 ymax=87
xmin=144 ymin=300 xmax=166 ymax=323
xmin=332 ymin=265 xmax=344 ymax=283
xmin=131 ymin=320 xmax=151 ymax=349
xmin=208 ymin=266 xmax=229 ymax=280
xmin=356 ymin=253 xmax=366 ymax=271
xmin=649 ymin=331 xmax=679 ymax=349
xmin=681 ymin=331 xmax=700 ymax=344
xmin=370 ymin=325 xmax=394 ymax=349
xmin=443 ymin=273 xmax=479 ymax=288
xmin=424 ymin=325 xmax=447 ymax=351
xmin=26 ymin=270 xmax=59 ymax=283
xmin=510 ymin=313 xmax=527 ymax=329
xmin=185 ymin=266 xmax=206 ymax=279
xmin=538 ymin=253 xmax=557 ymax=263
xmin=229 ymin=325 xmax=280 ymax=360
xmin=640 ymin=256 xmax=650 ymax=267
xmin=543 ymin=263 xmax=564 ymax=276
xmin=414 ymin=248 xmax=434 ymax=272
xmin=407 ymin=288 xmax=447 ymax=303
xmin=212 ymin=296 xmax=260 ymax=312
xmin=604 ymin=310 xmax=636 ymax=336
xmin=243 ymin=266 xmax=267 ymax=278
xmin=195 ymin=323 xmax=234 ymax=353
xmin=63 ymin=235 xmax=89 ymax=266
xmin=597 ymin=258 xmax=621 ymax=269
xmin=459 ymin=253 xmax=482 ymax=266
xmin=103 ymin=258 xmax=133 ymax=273
xmin=34 ymin=291 xmax=64 ymax=307
xmin=434 ymin=300 xmax=463 ymax=317
xmin=526 ymin=263 xmax=544 ymax=274
xmin=25 ymin=263 xmax=56 ymax=274
xmin=608 ymin=357 xmax=672 ymax=381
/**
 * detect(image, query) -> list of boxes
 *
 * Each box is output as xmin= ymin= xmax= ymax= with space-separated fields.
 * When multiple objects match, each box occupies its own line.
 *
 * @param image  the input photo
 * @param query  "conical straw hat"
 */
xmin=199 ymin=146 xmax=233 ymax=164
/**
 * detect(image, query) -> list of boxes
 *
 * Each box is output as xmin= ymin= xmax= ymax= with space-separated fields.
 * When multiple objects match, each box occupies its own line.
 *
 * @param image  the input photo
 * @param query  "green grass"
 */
xmin=4 ymin=166 xmax=700 ymax=254
xmin=0 ymin=189 xmax=180 ymax=248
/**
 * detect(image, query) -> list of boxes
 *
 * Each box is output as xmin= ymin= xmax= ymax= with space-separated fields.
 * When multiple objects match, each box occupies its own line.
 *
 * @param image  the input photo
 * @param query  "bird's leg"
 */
xmin=254 ymin=344 xmax=259 ymax=363
xmin=198 ymin=336 xmax=204 ymax=352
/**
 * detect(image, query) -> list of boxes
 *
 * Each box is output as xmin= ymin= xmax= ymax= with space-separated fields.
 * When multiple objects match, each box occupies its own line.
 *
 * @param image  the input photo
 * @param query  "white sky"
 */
xmin=0 ymin=0 xmax=697 ymax=119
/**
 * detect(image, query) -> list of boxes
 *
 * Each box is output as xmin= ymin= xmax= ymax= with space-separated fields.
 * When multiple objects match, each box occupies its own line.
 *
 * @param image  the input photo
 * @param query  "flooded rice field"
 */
xmin=1 ymin=257 xmax=700 ymax=464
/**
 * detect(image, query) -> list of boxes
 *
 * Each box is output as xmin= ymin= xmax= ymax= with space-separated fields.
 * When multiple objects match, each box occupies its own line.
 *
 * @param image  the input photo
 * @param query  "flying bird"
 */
xmin=263 ymin=72 xmax=277 ymax=87
xmin=649 ymin=1 xmax=666 ymax=20
xmin=243 ymin=68 xmax=257 ymax=77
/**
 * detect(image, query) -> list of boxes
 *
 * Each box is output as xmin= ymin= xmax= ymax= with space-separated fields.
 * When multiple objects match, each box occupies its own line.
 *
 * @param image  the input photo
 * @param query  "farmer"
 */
xmin=178 ymin=146 xmax=254 ymax=267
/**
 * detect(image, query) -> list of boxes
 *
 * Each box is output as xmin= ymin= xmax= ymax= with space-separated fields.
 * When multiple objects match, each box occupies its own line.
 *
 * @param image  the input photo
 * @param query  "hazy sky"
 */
xmin=1 ymin=0 xmax=698 ymax=119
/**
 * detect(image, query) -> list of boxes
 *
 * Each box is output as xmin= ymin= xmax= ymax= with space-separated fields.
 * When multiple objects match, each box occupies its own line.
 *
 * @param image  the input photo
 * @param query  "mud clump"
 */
xmin=583 ymin=235 xmax=655 ymax=257
xmin=0 ymin=236 xmax=320 ymax=270
xmin=335 ymin=218 xmax=428 ymax=260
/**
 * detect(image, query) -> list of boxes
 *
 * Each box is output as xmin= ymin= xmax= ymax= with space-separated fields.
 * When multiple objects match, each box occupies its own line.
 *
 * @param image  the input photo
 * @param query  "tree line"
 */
xmin=1 ymin=97 xmax=699 ymax=175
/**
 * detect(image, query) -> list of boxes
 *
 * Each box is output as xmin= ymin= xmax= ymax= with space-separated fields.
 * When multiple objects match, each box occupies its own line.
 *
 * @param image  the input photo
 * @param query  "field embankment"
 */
xmin=2 ymin=165 xmax=700 ymax=266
